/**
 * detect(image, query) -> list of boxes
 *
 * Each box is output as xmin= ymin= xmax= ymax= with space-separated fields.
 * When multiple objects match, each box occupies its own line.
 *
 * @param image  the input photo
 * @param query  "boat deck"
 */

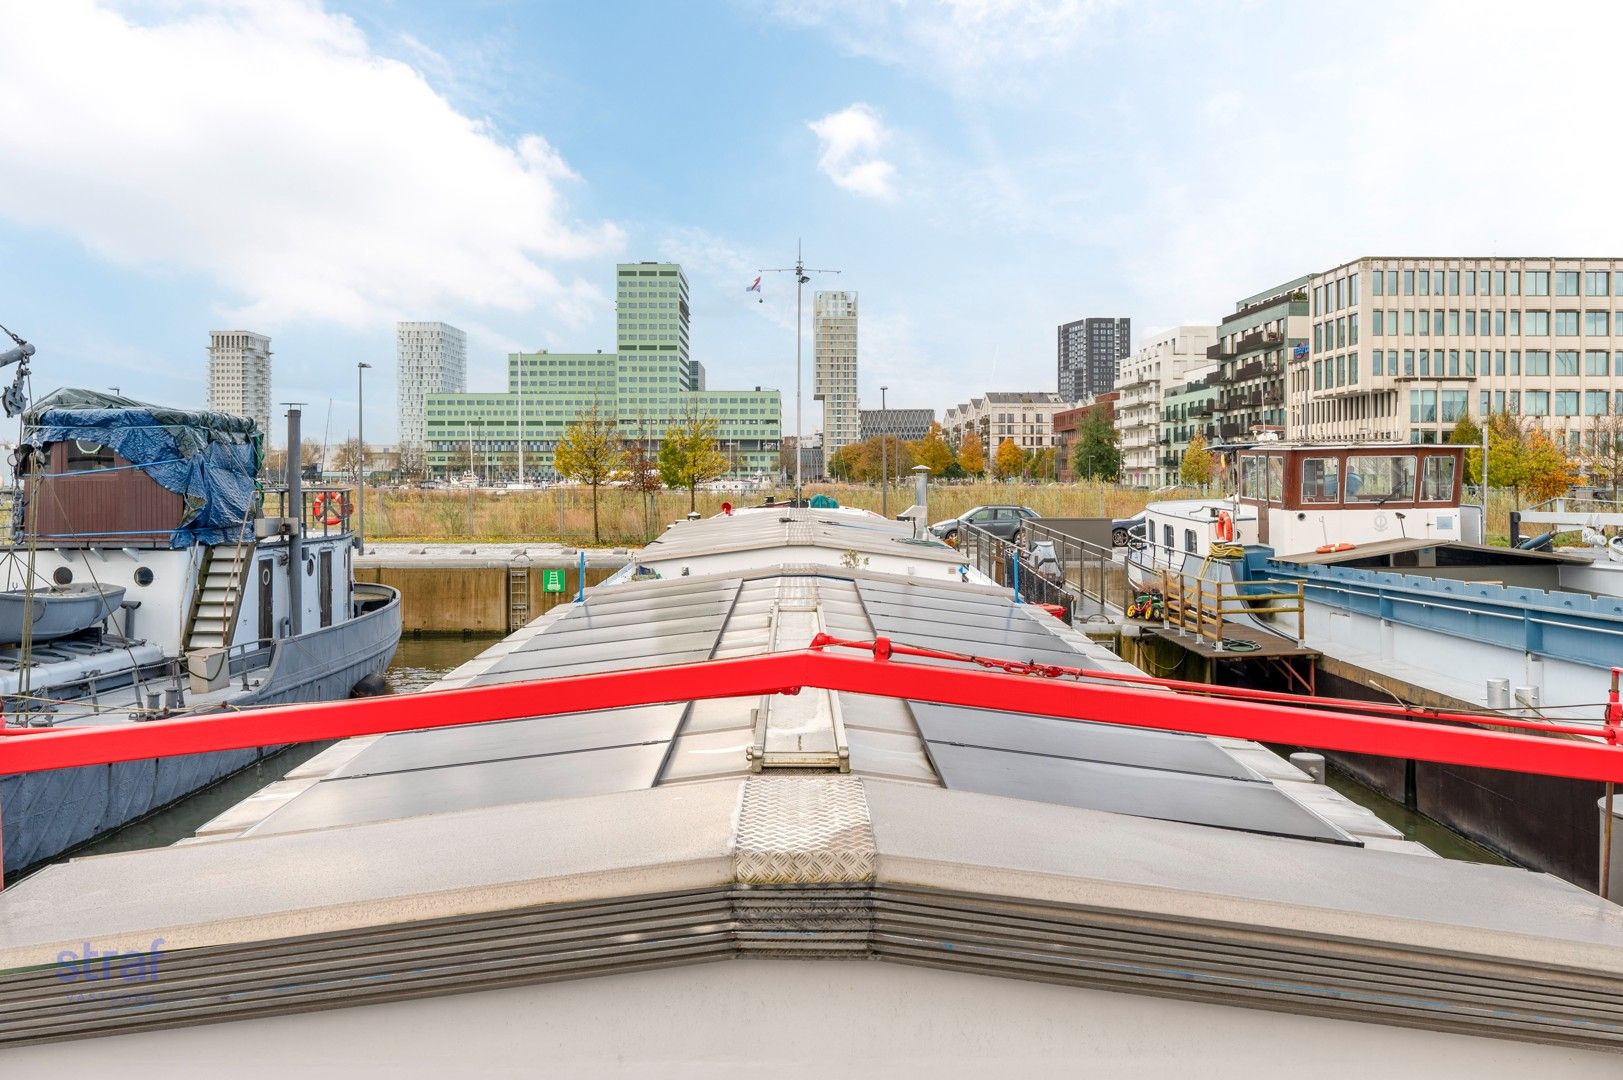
xmin=1142 ymin=620 xmax=1320 ymax=662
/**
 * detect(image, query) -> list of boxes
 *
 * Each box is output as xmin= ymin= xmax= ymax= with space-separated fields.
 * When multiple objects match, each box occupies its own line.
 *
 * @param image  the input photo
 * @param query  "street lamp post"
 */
xmin=355 ymin=361 xmax=371 ymax=552
xmin=880 ymin=385 xmax=889 ymax=518
xmin=758 ymin=243 xmax=840 ymax=505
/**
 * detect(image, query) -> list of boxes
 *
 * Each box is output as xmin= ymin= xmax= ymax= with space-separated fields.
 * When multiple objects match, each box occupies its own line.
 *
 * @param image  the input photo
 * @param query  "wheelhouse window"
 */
xmin=1184 ymin=528 xmax=1197 ymax=553
xmin=1267 ymin=455 xmax=1284 ymax=503
xmin=1345 ymin=454 xmax=1417 ymax=503
xmin=1301 ymin=457 xmax=1341 ymax=503
xmin=1240 ymin=455 xmax=1268 ymax=500
xmin=66 ymin=440 xmax=115 ymax=472
xmin=1419 ymin=456 xmax=1456 ymax=502
xmin=1163 ymin=523 xmax=1174 ymax=551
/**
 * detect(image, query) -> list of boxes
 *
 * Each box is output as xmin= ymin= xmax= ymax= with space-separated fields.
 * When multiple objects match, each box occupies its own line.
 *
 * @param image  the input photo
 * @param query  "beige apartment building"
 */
xmin=1299 ymin=257 xmax=1623 ymax=458
xmin=1114 ymin=325 xmax=1217 ymax=486
xmin=943 ymin=392 xmax=1067 ymax=458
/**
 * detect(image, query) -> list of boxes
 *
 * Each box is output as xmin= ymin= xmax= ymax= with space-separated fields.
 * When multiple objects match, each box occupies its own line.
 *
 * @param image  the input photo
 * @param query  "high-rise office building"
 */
xmin=206 ymin=330 xmax=272 ymax=436
xmin=423 ymin=263 xmax=780 ymax=480
xmin=397 ymin=322 xmax=468 ymax=451
xmin=1057 ymin=317 xmax=1130 ymax=402
xmin=813 ymin=291 xmax=859 ymax=476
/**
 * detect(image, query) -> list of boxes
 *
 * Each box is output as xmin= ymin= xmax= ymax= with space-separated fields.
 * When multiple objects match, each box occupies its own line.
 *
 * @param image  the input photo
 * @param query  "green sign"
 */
xmin=542 ymin=568 xmax=566 ymax=593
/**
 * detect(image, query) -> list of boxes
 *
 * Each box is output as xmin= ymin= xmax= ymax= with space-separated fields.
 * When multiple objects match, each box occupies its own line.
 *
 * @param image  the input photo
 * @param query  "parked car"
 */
xmin=929 ymin=505 xmax=1040 ymax=547
xmin=1111 ymin=513 xmax=1147 ymax=548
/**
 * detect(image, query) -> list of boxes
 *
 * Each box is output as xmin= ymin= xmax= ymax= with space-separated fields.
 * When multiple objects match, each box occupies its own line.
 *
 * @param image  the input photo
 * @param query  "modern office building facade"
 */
xmin=1114 ymin=325 xmax=1218 ymax=486
xmin=206 ymin=330 xmax=272 ymax=437
xmin=396 ymin=322 xmax=468 ymax=452
xmin=1057 ymin=317 xmax=1130 ymax=402
xmin=1211 ymin=279 xmax=1309 ymax=442
xmin=859 ymin=408 xmax=934 ymax=443
xmin=1301 ymin=257 xmax=1623 ymax=454
xmin=813 ymin=291 xmax=859 ymax=476
xmin=423 ymin=263 xmax=780 ymax=480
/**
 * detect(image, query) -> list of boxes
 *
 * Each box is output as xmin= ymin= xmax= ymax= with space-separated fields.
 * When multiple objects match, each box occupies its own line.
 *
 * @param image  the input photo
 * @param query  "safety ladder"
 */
xmin=507 ymin=561 xmax=530 ymax=631
xmin=186 ymin=542 xmax=254 ymax=651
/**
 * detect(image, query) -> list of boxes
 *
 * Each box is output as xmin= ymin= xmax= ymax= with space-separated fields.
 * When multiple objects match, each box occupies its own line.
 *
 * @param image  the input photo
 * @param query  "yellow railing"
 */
xmin=1159 ymin=569 xmax=1306 ymax=648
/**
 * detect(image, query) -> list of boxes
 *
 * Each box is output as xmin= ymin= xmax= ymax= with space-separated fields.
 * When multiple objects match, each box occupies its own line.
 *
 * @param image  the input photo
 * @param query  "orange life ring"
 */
xmin=1214 ymin=510 xmax=1235 ymax=542
xmin=1314 ymin=542 xmax=1356 ymax=554
xmin=311 ymin=493 xmax=343 ymax=526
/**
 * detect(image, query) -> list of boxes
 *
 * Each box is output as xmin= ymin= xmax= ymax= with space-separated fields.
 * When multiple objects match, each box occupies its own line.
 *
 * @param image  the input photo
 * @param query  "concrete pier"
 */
xmin=356 ymin=544 xmax=632 ymax=633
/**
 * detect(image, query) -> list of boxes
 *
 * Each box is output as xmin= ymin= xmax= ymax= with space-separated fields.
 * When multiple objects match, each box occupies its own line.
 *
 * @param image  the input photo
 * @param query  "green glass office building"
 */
xmin=424 ymin=262 xmax=782 ymax=479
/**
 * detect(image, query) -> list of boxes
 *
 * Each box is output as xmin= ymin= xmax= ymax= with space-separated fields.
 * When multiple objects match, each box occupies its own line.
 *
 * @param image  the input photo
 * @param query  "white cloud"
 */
xmin=807 ymin=104 xmax=897 ymax=199
xmin=770 ymin=0 xmax=1117 ymax=95
xmin=0 ymin=1 xmax=622 ymax=329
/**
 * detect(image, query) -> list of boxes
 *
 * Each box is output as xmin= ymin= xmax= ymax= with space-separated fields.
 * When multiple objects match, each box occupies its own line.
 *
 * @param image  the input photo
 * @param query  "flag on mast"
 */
xmin=746 ymin=275 xmax=761 ymax=293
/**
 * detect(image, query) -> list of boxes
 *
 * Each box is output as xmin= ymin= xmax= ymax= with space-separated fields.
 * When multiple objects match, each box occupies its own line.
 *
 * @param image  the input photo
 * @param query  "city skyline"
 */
xmin=5 ymin=4 xmax=1623 ymax=443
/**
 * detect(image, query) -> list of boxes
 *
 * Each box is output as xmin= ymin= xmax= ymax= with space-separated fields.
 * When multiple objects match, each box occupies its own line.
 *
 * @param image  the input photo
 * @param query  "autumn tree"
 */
xmin=993 ymin=438 xmax=1025 ymax=480
xmin=1475 ymin=412 xmax=1581 ymax=507
xmin=957 ymin=429 xmax=987 ymax=477
xmin=397 ymin=444 xmax=428 ymax=483
xmin=332 ymin=437 xmax=370 ymax=480
xmin=1449 ymin=416 xmax=1484 ymax=485
xmin=1587 ymin=414 xmax=1623 ymax=500
xmin=1180 ymin=432 xmax=1214 ymax=490
xmin=910 ymin=422 xmax=955 ymax=475
xmin=659 ymin=412 xmax=729 ymax=512
xmin=554 ymin=404 xmax=624 ymax=543
xmin=619 ymin=416 xmax=662 ymax=539
xmin=1521 ymin=428 xmax=1581 ymax=505
xmin=1069 ymin=407 xmax=1120 ymax=482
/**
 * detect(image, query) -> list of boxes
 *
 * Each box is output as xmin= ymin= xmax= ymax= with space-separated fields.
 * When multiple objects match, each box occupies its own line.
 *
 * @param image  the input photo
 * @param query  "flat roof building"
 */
xmin=423 ymin=264 xmax=780 ymax=481
xmin=206 ymin=330 xmax=271 ymax=437
xmin=1302 ymin=257 xmax=1623 ymax=457
xmin=1058 ymin=317 xmax=1129 ymax=402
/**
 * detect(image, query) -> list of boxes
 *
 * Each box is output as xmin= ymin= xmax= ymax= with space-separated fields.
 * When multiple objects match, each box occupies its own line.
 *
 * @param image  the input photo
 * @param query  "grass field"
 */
xmin=363 ymin=481 xmax=1533 ymax=547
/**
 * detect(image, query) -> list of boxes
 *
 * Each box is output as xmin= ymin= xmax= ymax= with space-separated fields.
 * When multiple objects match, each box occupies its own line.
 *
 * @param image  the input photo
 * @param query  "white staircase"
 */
xmin=187 ymin=543 xmax=253 ymax=652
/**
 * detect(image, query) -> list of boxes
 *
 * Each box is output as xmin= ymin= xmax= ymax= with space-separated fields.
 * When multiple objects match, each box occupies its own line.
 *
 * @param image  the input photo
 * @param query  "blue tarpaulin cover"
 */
xmin=22 ymin=388 xmax=261 ymax=548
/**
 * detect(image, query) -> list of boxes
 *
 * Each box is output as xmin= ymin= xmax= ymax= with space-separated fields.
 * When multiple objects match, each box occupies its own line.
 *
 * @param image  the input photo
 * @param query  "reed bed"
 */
xmin=364 ymin=481 xmax=1534 ymax=547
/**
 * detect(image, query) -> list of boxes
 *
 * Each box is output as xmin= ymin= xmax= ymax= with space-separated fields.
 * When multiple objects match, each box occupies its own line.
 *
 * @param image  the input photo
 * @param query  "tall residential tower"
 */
xmin=1057 ymin=317 xmax=1130 ymax=402
xmin=813 ymin=291 xmax=859 ymax=475
xmin=206 ymin=330 xmax=272 ymax=436
xmin=397 ymin=322 xmax=468 ymax=451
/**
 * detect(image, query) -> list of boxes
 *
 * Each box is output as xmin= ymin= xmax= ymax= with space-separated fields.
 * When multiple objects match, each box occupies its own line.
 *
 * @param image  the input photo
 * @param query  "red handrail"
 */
xmin=3 ymin=641 xmax=1621 ymax=891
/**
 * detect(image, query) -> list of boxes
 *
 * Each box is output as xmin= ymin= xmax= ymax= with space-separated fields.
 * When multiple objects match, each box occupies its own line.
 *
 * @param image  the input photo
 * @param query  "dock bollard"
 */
xmin=1289 ymin=752 xmax=1327 ymax=784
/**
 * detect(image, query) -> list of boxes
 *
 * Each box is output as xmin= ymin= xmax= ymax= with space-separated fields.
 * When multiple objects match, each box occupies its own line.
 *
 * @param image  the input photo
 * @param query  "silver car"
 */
xmin=929 ymin=505 xmax=1040 ymax=547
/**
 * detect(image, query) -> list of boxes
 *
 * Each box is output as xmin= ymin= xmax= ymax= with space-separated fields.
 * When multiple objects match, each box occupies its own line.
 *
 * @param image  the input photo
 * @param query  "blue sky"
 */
xmin=3 ymin=1 xmax=1622 ymax=446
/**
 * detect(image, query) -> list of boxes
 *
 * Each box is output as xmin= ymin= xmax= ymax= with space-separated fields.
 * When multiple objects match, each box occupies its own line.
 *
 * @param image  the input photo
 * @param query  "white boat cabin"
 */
xmin=1137 ymin=443 xmax=1473 ymax=573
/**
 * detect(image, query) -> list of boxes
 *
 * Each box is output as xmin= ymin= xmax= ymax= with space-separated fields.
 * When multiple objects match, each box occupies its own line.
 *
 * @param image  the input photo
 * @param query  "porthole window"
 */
xmin=305 ymin=558 xmax=315 ymax=576
xmin=52 ymin=567 xmax=72 ymax=585
xmin=133 ymin=567 xmax=154 ymax=587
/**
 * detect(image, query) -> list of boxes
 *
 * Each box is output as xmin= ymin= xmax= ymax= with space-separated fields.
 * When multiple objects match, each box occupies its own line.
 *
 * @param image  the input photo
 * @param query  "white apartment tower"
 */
xmin=813 ymin=291 xmax=859 ymax=474
xmin=206 ymin=331 xmax=272 ymax=436
xmin=397 ymin=321 xmax=468 ymax=450
xmin=1114 ymin=325 xmax=1218 ymax=486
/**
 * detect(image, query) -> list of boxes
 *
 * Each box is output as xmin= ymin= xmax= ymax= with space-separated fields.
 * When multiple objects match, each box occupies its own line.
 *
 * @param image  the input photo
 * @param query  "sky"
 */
xmin=3 ymin=0 xmax=1623 ymax=447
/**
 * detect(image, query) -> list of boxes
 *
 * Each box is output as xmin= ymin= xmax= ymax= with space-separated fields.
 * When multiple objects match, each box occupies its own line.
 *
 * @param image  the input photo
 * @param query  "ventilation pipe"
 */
xmin=287 ymin=406 xmax=303 ymax=637
xmin=908 ymin=465 xmax=930 ymax=540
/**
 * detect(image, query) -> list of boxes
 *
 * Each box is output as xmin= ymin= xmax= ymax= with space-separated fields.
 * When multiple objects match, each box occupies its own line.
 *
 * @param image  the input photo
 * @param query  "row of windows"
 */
xmin=1367 ymin=348 xmax=1623 ymax=377
xmin=1367 ymin=268 xmax=1623 ymax=299
xmin=1362 ymin=308 xmax=1623 ymax=338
